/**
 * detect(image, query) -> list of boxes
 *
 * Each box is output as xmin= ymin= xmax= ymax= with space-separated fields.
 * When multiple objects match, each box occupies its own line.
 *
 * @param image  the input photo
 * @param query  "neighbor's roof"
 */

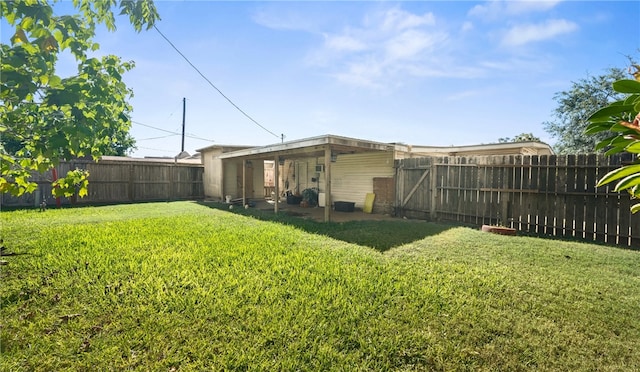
xmin=99 ymin=155 xmax=202 ymax=164
xmin=408 ymin=141 xmax=555 ymax=156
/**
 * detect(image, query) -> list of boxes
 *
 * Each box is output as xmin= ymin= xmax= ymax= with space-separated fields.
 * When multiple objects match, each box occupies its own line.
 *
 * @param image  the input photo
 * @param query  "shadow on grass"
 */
xmin=197 ymin=201 xmax=454 ymax=252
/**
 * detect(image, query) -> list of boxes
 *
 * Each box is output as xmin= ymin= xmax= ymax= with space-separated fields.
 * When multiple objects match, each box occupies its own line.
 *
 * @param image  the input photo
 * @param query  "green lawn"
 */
xmin=1 ymin=201 xmax=639 ymax=370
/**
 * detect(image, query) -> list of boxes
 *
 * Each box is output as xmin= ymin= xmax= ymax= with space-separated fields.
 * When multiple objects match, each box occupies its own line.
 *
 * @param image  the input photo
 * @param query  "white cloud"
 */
xmin=325 ymin=33 xmax=368 ymax=52
xmin=446 ymin=89 xmax=487 ymax=101
xmin=478 ymin=56 xmax=554 ymax=73
xmin=307 ymin=6 xmax=449 ymax=88
xmin=384 ymin=30 xmax=445 ymax=60
xmin=469 ymin=0 xmax=562 ymax=19
xmin=252 ymin=8 xmax=320 ymax=32
xmin=379 ymin=8 xmax=436 ymax=31
xmin=255 ymin=4 xmax=565 ymax=90
xmin=502 ymin=19 xmax=578 ymax=46
xmin=404 ymin=64 xmax=486 ymax=79
xmin=333 ymin=59 xmax=384 ymax=88
xmin=506 ymin=0 xmax=562 ymax=15
xmin=461 ymin=21 xmax=474 ymax=32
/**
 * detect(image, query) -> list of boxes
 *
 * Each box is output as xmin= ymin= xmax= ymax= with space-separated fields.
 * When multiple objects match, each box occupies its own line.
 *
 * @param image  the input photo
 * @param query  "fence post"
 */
xmin=168 ymin=164 xmax=174 ymax=201
xmin=396 ymin=159 xmax=409 ymax=218
xmin=128 ymin=164 xmax=134 ymax=202
xmin=501 ymin=193 xmax=510 ymax=227
xmin=430 ymin=162 xmax=437 ymax=220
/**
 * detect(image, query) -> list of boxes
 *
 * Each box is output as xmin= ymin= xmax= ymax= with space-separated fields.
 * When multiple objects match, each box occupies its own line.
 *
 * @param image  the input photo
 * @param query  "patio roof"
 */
xmin=207 ymin=134 xmax=405 ymax=223
xmin=216 ymin=134 xmax=406 ymax=160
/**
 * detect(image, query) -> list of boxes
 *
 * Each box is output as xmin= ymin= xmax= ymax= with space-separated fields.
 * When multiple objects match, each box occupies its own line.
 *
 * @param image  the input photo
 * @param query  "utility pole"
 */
xmin=181 ymin=97 xmax=186 ymax=152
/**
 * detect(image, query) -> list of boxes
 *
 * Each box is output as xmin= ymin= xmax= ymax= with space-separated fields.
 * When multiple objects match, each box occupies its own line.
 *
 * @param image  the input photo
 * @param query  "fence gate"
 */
xmin=395 ymin=157 xmax=435 ymax=220
xmin=395 ymin=154 xmax=640 ymax=249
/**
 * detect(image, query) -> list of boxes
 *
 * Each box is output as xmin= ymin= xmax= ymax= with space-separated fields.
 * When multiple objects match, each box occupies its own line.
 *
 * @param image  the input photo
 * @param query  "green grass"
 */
xmin=1 ymin=201 xmax=639 ymax=370
xmin=197 ymin=201 xmax=454 ymax=252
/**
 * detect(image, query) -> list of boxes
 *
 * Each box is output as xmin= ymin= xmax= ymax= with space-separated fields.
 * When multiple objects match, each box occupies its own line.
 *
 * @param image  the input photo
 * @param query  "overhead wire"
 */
xmin=132 ymin=120 xmax=178 ymax=135
xmin=153 ymin=24 xmax=281 ymax=140
xmin=132 ymin=120 xmax=215 ymax=143
xmin=136 ymin=146 xmax=177 ymax=154
xmin=138 ymin=134 xmax=179 ymax=141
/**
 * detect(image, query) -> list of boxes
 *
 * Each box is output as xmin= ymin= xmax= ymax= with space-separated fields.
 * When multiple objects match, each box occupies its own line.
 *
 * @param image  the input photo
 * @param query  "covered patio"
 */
xmin=247 ymin=199 xmax=396 ymax=223
xmin=217 ymin=135 xmax=404 ymax=222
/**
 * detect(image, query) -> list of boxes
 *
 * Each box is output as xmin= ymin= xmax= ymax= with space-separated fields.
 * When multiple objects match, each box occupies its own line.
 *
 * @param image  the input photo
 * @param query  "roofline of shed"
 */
xmin=195 ymin=144 xmax=255 ymax=153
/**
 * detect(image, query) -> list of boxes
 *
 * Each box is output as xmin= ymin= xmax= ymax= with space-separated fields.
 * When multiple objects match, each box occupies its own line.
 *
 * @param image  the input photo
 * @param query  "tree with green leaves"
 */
xmin=498 ymin=132 xmax=541 ymax=143
xmin=0 ymin=0 xmax=159 ymax=198
xmin=588 ymin=65 xmax=640 ymax=212
xmin=543 ymin=67 xmax=629 ymax=154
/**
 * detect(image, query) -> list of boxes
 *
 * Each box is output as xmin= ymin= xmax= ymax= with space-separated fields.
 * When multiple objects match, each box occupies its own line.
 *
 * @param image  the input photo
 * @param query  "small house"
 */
xmin=197 ymin=135 xmax=553 ymax=222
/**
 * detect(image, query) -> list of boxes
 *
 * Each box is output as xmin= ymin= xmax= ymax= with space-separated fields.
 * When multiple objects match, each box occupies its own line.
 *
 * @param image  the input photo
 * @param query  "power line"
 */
xmin=133 ymin=120 xmax=177 ymax=134
xmin=132 ymin=120 xmax=215 ymax=143
xmin=138 ymin=134 xmax=179 ymax=141
xmin=153 ymin=25 xmax=281 ymax=140
xmin=136 ymin=146 xmax=177 ymax=154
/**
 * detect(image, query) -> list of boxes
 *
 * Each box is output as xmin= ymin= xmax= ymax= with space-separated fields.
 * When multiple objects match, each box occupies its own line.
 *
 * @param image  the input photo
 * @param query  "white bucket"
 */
xmin=225 ymin=195 xmax=232 ymax=203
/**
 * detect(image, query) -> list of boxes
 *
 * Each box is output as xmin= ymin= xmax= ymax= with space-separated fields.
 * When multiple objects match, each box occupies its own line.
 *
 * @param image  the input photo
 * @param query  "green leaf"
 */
xmin=602 ymin=136 xmax=634 ymax=155
xmin=78 ymin=186 xmax=88 ymax=198
xmin=597 ymin=164 xmax=640 ymax=187
xmin=25 ymin=181 xmax=37 ymax=194
xmin=610 ymin=122 xmax=635 ymax=133
xmin=20 ymin=16 xmax=34 ymax=30
xmin=4 ymin=11 xmax=16 ymax=25
xmin=604 ymin=145 xmax=627 ymax=156
xmin=613 ymin=79 xmax=640 ymax=94
xmin=615 ymin=173 xmax=640 ymax=192
xmin=49 ymin=74 xmax=62 ymax=88
xmin=631 ymin=203 xmax=640 ymax=214
xmin=626 ymin=141 xmax=640 ymax=153
xmin=11 ymin=28 xmax=29 ymax=44
xmin=589 ymin=103 xmax=635 ymax=122
xmin=595 ymin=140 xmax=611 ymax=151
xmin=624 ymin=94 xmax=640 ymax=105
xmin=584 ymin=122 xmax=613 ymax=135
xmin=1 ymin=0 xmax=156 ymax=197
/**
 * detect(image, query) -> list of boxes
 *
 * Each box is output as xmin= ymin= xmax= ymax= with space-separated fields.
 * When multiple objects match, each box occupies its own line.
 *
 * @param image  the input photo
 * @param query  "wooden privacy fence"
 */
xmin=396 ymin=153 xmax=640 ymax=248
xmin=1 ymin=158 xmax=204 ymax=208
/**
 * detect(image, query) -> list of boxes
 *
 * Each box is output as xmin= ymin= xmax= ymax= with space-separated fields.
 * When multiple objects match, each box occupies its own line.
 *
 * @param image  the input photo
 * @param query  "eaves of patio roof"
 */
xmin=217 ymin=134 xmax=408 ymax=160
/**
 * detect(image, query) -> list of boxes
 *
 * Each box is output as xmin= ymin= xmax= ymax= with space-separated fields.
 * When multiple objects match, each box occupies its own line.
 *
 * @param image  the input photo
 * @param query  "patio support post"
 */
xmin=324 ymin=146 xmax=332 ymax=222
xmin=274 ymin=155 xmax=279 ymax=214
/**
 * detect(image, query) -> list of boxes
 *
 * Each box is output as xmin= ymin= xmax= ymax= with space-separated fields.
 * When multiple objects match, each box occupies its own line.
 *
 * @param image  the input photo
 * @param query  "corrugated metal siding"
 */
xmin=223 ymin=160 xmax=239 ymax=198
xmin=202 ymin=150 xmax=224 ymax=199
xmin=280 ymin=153 xmax=394 ymax=208
xmin=330 ymin=152 xmax=395 ymax=208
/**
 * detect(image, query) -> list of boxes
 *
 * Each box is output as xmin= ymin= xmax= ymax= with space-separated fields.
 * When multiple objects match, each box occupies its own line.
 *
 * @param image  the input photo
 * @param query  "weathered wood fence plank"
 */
xmin=396 ymin=153 xmax=640 ymax=249
xmin=2 ymin=158 xmax=204 ymax=208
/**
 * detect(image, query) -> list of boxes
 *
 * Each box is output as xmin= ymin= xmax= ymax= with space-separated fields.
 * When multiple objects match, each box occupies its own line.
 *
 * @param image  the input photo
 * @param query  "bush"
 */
xmin=587 ymin=67 xmax=640 ymax=212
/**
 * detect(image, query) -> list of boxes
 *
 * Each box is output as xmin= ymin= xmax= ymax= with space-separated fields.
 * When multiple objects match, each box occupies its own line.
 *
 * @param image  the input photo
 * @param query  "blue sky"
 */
xmin=6 ymin=1 xmax=640 ymax=157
